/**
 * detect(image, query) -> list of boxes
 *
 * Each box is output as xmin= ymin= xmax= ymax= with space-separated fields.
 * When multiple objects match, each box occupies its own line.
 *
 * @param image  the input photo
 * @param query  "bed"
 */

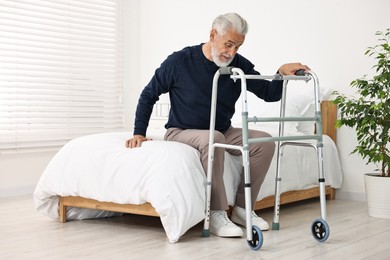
xmin=33 ymin=96 xmax=342 ymax=243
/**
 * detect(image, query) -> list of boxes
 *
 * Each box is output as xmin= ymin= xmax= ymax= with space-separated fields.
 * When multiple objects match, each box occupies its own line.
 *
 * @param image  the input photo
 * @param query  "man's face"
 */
xmin=211 ymin=29 xmax=245 ymax=67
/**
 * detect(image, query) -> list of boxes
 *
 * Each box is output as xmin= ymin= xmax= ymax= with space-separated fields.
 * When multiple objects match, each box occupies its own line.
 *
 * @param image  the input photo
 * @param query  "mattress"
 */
xmin=33 ymin=128 xmax=342 ymax=243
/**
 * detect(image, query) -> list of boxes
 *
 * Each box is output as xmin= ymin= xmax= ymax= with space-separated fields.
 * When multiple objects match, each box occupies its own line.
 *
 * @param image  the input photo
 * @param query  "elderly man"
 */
xmin=126 ymin=13 xmax=309 ymax=238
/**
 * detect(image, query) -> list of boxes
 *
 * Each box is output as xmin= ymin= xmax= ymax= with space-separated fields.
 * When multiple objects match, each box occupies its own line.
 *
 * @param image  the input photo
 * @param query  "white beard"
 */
xmin=211 ymin=43 xmax=233 ymax=67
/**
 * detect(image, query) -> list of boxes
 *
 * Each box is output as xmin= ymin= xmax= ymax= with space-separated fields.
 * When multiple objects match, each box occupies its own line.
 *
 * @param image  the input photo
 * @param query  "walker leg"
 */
xmin=202 ymin=144 xmax=215 ymax=237
xmin=202 ymin=70 xmax=222 ymax=237
xmin=242 ymin=149 xmax=253 ymax=242
xmin=272 ymin=145 xmax=283 ymax=230
xmin=272 ymin=80 xmax=288 ymax=230
xmin=313 ymin=144 xmax=330 ymax=243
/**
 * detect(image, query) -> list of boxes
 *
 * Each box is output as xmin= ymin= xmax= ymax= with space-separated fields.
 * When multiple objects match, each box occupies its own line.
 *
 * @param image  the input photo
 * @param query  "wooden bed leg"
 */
xmin=326 ymin=187 xmax=336 ymax=200
xmin=58 ymin=197 xmax=67 ymax=223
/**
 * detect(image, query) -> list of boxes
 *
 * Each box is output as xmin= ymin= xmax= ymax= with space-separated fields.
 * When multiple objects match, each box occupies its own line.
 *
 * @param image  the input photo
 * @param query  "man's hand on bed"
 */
xmin=125 ymin=135 xmax=152 ymax=148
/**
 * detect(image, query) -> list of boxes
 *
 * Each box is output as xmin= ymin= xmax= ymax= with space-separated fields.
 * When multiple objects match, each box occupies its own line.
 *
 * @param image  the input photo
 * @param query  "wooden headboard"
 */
xmin=321 ymin=100 xmax=337 ymax=143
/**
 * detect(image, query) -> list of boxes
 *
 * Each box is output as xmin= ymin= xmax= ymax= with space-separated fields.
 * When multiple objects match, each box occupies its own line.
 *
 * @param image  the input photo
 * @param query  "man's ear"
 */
xmin=210 ymin=29 xmax=217 ymax=42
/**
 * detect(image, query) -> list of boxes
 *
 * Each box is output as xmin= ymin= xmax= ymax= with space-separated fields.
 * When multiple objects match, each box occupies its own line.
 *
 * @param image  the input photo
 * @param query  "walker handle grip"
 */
xmin=219 ymin=67 xmax=233 ymax=75
xmin=294 ymin=69 xmax=306 ymax=76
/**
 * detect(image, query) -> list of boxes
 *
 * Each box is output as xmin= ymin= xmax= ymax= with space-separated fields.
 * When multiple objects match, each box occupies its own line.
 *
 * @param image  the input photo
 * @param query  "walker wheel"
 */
xmin=247 ymin=225 xmax=263 ymax=250
xmin=311 ymin=219 xmax=330 ymax=242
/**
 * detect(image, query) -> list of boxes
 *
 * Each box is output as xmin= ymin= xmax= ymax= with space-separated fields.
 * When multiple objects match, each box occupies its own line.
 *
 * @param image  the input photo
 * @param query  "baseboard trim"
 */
xmin=0 ymin=185 xmax=35 ymax=198
xmin=335 ymin=190 xmax=366 ymax=202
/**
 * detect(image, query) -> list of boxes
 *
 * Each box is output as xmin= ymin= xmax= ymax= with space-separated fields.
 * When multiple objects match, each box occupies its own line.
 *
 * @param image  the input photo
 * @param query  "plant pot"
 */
xmin=364 ymin=173 xmax=390 ymax=218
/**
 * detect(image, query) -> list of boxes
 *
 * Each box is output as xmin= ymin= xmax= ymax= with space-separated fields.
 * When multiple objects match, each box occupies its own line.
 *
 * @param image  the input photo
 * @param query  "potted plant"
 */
xmin=332 ymin=28 xmax=390 ymax=218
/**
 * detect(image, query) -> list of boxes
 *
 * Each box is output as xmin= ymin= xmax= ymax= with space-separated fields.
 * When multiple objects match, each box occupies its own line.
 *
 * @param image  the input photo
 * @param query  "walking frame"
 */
xmin=202 ymin=67 xmax=330 ymax=250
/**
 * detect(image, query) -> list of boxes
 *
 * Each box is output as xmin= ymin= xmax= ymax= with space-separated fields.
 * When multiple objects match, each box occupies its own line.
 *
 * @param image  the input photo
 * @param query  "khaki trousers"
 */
xmin=164 ymin=126 xmax=275 ymax=211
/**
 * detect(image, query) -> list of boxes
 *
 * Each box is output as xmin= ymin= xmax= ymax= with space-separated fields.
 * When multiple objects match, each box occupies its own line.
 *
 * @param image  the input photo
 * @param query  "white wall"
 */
xmin=1 ymin=0 xmax=389 ymax=200
xmin=0 ymin=151 xmax=56 ymax=197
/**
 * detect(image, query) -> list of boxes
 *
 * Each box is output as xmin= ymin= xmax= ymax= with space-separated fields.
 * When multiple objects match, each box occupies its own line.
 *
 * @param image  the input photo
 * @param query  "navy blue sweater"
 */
xmin=133 ymin=44 xmax=283 ymax=136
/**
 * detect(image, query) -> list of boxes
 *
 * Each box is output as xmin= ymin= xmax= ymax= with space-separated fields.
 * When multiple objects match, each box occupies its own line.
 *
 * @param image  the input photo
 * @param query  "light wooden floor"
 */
xmin=1 ymin=195 xmax=390 ymax=260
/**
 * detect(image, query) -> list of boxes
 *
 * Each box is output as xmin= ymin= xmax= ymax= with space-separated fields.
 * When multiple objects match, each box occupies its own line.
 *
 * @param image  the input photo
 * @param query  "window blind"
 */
xmin=0 ymin=0 xmax=124 ymax=153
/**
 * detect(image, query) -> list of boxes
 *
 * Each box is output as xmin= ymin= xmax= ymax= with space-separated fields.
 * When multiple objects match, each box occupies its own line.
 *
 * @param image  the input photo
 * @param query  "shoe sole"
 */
xmin=231 ymin=215 xmax=270 ymax=231
xmin=209 ymin=228 xmax=244 ymax=237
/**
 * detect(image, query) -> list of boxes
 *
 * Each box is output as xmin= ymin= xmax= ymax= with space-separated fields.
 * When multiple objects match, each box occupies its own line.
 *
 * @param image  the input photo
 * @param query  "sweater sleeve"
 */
xmin=243 ymin=63 xmax=283 ymax=102
xmin=133 ymin=54 xmax=178 ymax=136
xmin=247 ymin=76 xmax=283 ymax=102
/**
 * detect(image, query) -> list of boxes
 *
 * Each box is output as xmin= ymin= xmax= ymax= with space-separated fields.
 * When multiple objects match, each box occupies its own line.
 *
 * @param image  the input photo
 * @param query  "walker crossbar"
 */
xmin=249 ymin=115 xmax=318 ymax=123
xmin=202 ymin=67 xmax=330 ymax=250
xmin=248 ymin=135 xmax=320 ymax=144
xmin=231 ymin=74 xmax=311 ymax=81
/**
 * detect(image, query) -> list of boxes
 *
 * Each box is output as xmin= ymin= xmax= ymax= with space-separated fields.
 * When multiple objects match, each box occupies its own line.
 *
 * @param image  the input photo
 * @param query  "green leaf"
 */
xmin=333 ymin=28 xmax=390 ymax=176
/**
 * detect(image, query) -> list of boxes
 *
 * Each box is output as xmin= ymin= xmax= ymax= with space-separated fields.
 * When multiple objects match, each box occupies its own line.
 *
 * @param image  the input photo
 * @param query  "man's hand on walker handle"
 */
xmin=125 ymin=135 xmax=152 ymax=148
xmin=278 ymin=63 xmax=310 ymax=76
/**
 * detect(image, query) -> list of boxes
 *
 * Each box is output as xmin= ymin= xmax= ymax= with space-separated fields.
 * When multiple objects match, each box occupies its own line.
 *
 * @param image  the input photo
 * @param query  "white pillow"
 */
xmin=232 ymin=81 xmax=330 ymax=133
xmin=296 ymin=103 xmax=316 ymax=134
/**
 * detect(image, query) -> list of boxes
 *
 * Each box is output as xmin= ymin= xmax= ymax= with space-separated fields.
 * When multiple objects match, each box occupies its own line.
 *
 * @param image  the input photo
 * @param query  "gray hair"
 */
xmin=212 ymin=13 xmax=248 ymax=36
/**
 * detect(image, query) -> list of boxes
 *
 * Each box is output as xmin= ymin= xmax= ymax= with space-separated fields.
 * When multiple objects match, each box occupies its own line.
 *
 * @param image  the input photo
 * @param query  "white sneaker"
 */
xmin=209 ymin=210 xmax=243 ymax=237
xmin=231 ymin=206 xmax=269 ymax=231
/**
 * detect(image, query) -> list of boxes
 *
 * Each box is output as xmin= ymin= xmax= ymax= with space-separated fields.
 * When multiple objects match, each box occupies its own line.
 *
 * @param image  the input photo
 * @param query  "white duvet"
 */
xmin=33 ymin=129 xmax=343 ymax=243
xmin=33 ymin=131 xmax=206 ymax=243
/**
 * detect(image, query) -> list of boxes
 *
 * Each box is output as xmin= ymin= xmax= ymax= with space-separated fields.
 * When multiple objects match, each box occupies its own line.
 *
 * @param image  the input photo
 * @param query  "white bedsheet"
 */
xmin=33 ymin=129 xmax=343 ymax=243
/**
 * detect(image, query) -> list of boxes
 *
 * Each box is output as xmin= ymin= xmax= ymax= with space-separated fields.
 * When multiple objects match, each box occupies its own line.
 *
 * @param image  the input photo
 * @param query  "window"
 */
xmin=0 ymin=0 xmax=124 ymax=153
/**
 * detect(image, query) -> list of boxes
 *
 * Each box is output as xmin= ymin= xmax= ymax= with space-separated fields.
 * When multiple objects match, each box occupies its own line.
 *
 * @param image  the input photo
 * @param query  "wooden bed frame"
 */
xmin=59 ymin=101 xmax=337 ymax=222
